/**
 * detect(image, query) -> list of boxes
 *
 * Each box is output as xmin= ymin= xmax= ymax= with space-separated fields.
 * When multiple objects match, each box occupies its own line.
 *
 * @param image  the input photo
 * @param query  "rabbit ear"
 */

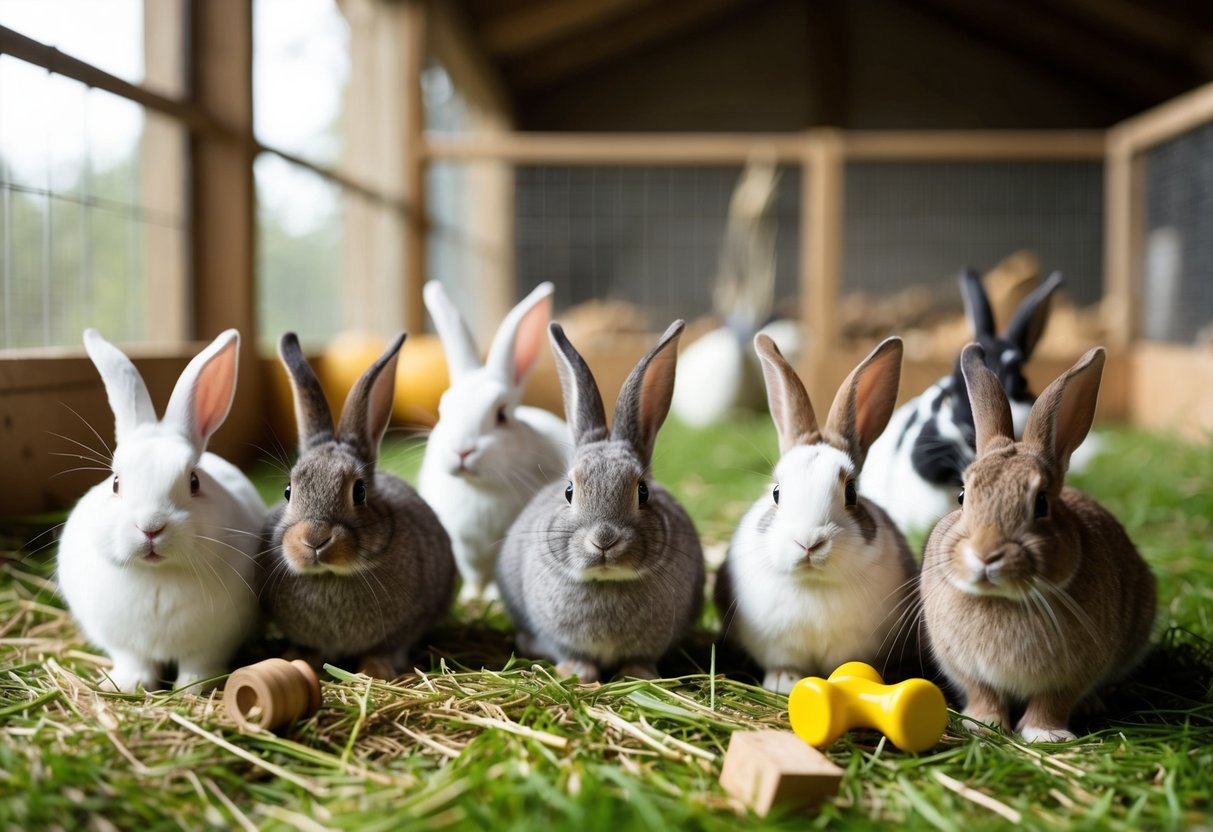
xmin=163 ymin=329 xmax=241 ymax=452
xmin=278 ymin=332 xmax=336 ymax=451
xmin=824 ymin=337 xmax=903 ymax=467
xmin=423 ymin=281 xmax=481 ymax=382
xmin=487 ymin=281 xmax=554 ymax=387
xmin=1002 ymin=270 xmax=1063 ymax=360
xmin=336 ymin=333 xmax=405 ymax=462
xmin=960 ymin=343 xmax=1015 ymax=455
xmin=549 ymin=322 xmax=607 ymax=447
xmin=612 ymin=320 xmax=684 ymax=464
xmin=960 ymin=268 xmax=995 ymax=338
xmin=83 ymin=329 xmax=157 ymax=442
xmin=754 ymin=333 xmax=819 ymax=455
xmin=1023 ymin=346 xmax=1104 ymax=476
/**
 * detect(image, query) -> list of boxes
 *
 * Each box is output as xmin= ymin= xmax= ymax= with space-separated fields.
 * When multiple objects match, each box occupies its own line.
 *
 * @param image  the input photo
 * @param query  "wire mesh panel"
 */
xmin=0 ymin=56 xmax=188 ymax=350
xmin=1142 ymin=122 xmax=1213 ymax=345
xmin=513 ymin=165 xmax=802 ymax=323
xmin=843 ymin=161 xmax=1104 ymax=308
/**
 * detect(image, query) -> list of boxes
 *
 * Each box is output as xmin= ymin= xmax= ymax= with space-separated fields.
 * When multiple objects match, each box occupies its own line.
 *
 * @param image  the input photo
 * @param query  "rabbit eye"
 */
xmin=353 ymin=478 xmax=368 ymax=506
xmin=1034 ymin=491 xmax=1049 ymax=519
xmin=190 ymin=471 xmax=200 ymax=495
xmin=772 ymin=484 xmax=780 ymax=505
xmin=844 ymin=479 xmax=858 ymax=508
xmin=284 ymin=484 xmax=292 ymax=502
xmin=957 ymin=487 xmax=965 ymax=506
xmin=638 ymin=480 xmax=649 ymax=505
xmin=112 ymin=475 xmax=120 ymax=495
xmin=565 ymin=482 xmax=574 ymax=504
xmin=496 ymin=406 xmax=508 ymax=426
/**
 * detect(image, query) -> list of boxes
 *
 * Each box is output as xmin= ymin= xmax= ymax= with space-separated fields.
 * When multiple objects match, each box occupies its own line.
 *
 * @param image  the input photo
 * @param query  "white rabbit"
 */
xmin=419 ymin=281 xmax=570 ymax=600
xmin=57 ymin=329 xmax=266 ymax=692
xmin=716 ymin=335 xmax=918 ymax=693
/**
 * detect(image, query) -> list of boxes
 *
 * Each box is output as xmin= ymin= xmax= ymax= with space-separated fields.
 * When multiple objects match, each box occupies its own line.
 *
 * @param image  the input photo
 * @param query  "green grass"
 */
xmin=2 ymin=420 xmax=1211 ymax=830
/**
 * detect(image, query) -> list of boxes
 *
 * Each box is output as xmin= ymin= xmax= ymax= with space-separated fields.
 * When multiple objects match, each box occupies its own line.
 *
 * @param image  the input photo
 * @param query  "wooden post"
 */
xmin=803 ymin=129 xmax=845 ymax=404
xmin=189 ymin=0 xmax=260 ymax=463
xmin=1102 ymin=139 xmax=1143 ymax=350
xmin=402 ymin=0 xmax=427 ymax=335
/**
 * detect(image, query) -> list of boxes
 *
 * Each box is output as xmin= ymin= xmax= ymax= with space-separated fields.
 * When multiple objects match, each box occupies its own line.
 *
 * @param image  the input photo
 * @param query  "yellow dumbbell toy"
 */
xmin=788 ymin=662 xmax=947 ymax=753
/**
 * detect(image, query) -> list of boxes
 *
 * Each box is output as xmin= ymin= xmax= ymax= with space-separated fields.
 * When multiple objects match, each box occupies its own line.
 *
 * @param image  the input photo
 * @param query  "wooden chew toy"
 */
xmin=719 ymin=730 xmax=843 ymax=817
xmin=225 ymin=658 xmax=322 ymax=732
xmin=788 ymin=661 xmax=947 ymax=753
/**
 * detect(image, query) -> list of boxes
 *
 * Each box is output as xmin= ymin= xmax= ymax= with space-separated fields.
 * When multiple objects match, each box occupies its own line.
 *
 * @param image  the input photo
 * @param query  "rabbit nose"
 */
xmin=799 ymin=536 xmax=826 ymax=554
xmin=456 ymin=447 xmax=474 ymax=460
xmin=139 ymin=524 xmax=166 ymax=540
xmin=975 ymin=547 xmax=1005 ymax=565
xmin=589 ymin=532 xmax=620 ymax=553
xmin=304 ymin=536 xmax=333 ymax=552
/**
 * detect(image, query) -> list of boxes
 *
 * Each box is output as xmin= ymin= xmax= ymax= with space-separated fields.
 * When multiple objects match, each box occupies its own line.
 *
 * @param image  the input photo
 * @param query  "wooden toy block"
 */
xmin=225 ymin=658 xmax=322 ymax=732
xmin=788 ymin=661 xmax=947 ymax=753
xmin=719 ymin=729 xmax=844 ymax=817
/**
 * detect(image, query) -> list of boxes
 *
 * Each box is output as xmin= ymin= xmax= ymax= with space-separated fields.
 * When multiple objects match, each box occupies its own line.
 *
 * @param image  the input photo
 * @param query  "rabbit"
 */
xmin=418 ymin=281 xmax=570 ymax=600
xmin=57 ymin=329 xmax=266 ymax=692
xmin=261 ymin=332 xmax=455 ymax=680
xmin=863 ymin=269 xmax=1064 ymax=537
xmin=496 ymin=320 xmax=705 ymax=682
xmin=920 ymin=343 xmax=1156 ymax=742
xmin=715 ymin=335 xmax=918 ymax=694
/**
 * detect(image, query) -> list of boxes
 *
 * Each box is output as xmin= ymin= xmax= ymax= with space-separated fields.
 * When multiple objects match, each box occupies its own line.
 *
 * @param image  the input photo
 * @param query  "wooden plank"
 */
xmin=425 ymin=132 xmax=807 ymax=165
xmin=403 ymin=0 xmax=428 ymax=336
xmin=844 ymin=130 xmax=1106 ymax=160
xmin=1129 ymin=342 xmax=1213 ymax=440
xmin=1102 ymin=145 xmax=1144 ymax=349
xmin=719 ymin=731 xmax=843 ymax=817
xmin=1108 ymin=81 xmax=1213 ymax=154
xmin=189 ymin=0 xmax=261 ymax=465
xmin=804 ymin=130 xmax=845 ymax=404
xmin=481 ymin=0 xmax=655 ymax=58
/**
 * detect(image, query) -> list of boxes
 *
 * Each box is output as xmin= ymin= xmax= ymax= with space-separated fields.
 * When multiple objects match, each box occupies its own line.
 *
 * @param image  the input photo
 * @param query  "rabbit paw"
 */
xmin=102 ymin=654 xmax=159 ymax=693
xmin=555 ymin=659 xmax=600 ymax=683
xmin=763 ymin=669 xmax=801 ymax=694
xmin=1018 ymin=725 xmax=1077 ymax=743
xmin=617 ymin=662 xmax=659 ymax=680
xmin=959 ymin=709 xmax=1007 ymax=736
xmin=358 ymin=654 xmax=401 ymax=681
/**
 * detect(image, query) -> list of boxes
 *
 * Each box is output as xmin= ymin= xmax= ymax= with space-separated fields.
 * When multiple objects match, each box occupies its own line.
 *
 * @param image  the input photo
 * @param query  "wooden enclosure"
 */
xmin=1 ymin=1 xmax=1211 ymax=516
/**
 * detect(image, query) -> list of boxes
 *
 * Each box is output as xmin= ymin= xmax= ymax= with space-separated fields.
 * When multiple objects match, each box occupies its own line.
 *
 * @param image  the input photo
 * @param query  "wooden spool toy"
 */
xmin=225 ymin=658 xmax=322 ymax=733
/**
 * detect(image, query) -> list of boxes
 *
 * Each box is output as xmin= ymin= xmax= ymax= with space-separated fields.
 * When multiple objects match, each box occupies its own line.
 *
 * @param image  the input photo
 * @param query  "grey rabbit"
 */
xmin=496 ymin=320 xmax=705 ymax=682
xmin=261 ymin=332 xmax=455 ymax=679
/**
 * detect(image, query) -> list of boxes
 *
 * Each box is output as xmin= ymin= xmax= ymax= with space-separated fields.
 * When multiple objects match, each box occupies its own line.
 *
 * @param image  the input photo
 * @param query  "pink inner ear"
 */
xmin=638 ymin=349 xmax=676 ymax=440
xmin=513 ymin=296 xmax=551 ymax=383
xmin=852 ymin=348 xmax=899 ymax=448
xmin=367 ymin=352 xmax=400 ymax=442
xmin=194 ymin=342 xmax=238 ymax=441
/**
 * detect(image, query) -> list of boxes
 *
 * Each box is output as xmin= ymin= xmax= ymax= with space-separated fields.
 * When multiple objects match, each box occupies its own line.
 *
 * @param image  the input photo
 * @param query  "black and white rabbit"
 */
xmin=863 ymin=269 xmax=1063 ymax=536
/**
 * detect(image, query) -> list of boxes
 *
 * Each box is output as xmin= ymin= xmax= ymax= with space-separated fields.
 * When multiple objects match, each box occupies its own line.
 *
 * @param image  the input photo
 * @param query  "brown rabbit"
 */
xmin=921 ymin=344 xmax=1155 ymax=742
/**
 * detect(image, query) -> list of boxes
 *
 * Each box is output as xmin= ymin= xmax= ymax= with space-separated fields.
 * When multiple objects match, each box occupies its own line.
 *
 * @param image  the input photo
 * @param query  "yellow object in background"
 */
xmin=319 ymin=332 xmax=449 ymax=430
xmin=788 ymin=662 xmax=947 ymax=753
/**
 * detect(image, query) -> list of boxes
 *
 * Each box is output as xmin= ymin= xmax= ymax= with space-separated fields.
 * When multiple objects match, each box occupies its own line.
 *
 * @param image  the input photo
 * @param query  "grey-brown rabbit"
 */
xmin=921 ymin=343 xmax=1155 ymax=742
xmin=496 ymin=320 xmax=705 ymax=682
xmin=261 ymin=333 xmax=455 ymax=679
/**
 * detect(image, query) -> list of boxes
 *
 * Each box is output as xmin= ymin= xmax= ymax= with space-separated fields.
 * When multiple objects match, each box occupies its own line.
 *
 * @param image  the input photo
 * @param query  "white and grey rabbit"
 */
xmin=419 ymin=281 xmax=570 ymax=600
xmin=863 ymin=269 xmax=1063 ymax=536
xmin=57 ymin=329 xmax=266 ymax=692
xmin=496 ymin=320 xmax=705 ymax=682
xmin=261 ymin=333 xmax=455 ymax=679
xmin=715 ymin=335 xmax=918 ymax=693
xmin=921 ymin=344 xmax=1155 ymax=742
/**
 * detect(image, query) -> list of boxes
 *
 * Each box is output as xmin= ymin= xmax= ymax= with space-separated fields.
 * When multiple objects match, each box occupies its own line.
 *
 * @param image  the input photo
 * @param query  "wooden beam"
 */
xmin=805 ymin=0 xmax=847 ymax=126
xmin=803 ymin=130 xmax=845 ymax=405
xmin=1103 ymin=143 xmax=1144 ymax=350
xmin=506 ymin=0 xmax=748 ymax=92
xmin=425 ymin=132 xmax=806 ymax=165
xmin=910 ymin=0 xmax=1187 ymax=108
xmin=1041 ymin=0 xmax=1213 ymax=78
xmin=480 ymin=0 xmax=656 ymax=58
xmin=402 ymin=0 xmax=427 ymax=336
xmin=189 ymin=0 xmax=260 ymax=462
xmin=1108 ymin=81 xmax=1213 ymax=154
xmin=843 ymin=130 xmax=1106 ymax=160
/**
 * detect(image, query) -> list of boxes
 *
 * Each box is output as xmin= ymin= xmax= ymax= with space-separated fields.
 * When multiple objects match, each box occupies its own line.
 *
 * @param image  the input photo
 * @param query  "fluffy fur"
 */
xmin=261 ymin=333 xmax=455 ymax=679
xmin=418 ymin=281 xmax=569 ymax=600
xmin=921 ymin=344 xmax=1156 ymax=742
xmin=496 ymin=321 xmax=705 ymax=682
xmin=864 ymin=269 xmax=1062 ymax=535
xmin=57 ymin=329 xmax=266 ymax=692
xmin=716 ymin=335 xmax=918 ymax=693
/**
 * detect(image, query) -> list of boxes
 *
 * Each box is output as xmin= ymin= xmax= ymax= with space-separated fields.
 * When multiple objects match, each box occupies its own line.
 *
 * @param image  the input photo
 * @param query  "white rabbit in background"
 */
xmin=419 ymin=281 xmax=570 ymax=600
